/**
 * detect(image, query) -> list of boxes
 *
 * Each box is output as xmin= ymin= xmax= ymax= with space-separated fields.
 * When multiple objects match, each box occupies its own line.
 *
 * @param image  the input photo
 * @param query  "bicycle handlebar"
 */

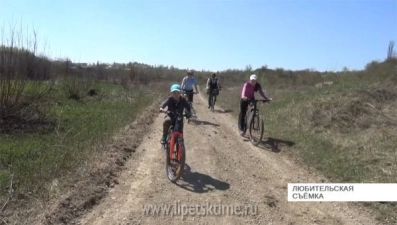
xmin=159 ymin=110 xmax=190 ymax=117
xmin=246 ymin=98 xmax=272 ymax=103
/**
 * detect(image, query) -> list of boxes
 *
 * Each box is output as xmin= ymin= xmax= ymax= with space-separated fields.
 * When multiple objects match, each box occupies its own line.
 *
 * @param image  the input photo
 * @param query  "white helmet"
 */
xmin=250 ymin=74 xmax=257 ymax=81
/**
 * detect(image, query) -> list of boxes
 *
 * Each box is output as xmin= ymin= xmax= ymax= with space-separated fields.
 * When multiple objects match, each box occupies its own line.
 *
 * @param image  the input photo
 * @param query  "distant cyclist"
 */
xmin=181 ymin=69 xmax=199 ymax=103
xmin=239 ymin=74 xmax=271 ymax=136
xmin=181 ymin=69 xmax=199 ymax=116
xmin=206 ymin=73 xmax=222 ymax=108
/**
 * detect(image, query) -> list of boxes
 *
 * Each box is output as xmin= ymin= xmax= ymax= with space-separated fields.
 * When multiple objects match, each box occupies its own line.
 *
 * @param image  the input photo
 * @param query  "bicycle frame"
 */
xmin=183 ymin=94 xmax=193 ymax=109
xmin=210 ymin=88 xmax=219 ymax=96
xmin=182 ymin=91 xmax=197 ymax=103
xmin=249 ymin=99 xmax=270 ymax=144
xmin=167 ymin=112 xmax=184 ymax=161
xmin=182 ymin=92 xmax=197 ymax=121
xmin=209 ymin=89 xmax=219 ymax=112
xmin=238 ymin=99 xmax=270 ymax=145
xmin=162 ymin=110 xmax=188 ymax=182
xmin=247 ymin=98 xmax=270 ymax=113
xmin=242 ymin=100 xmax=259 ymax=129
xmin=247 ymin=99 xmax=260 ymax=118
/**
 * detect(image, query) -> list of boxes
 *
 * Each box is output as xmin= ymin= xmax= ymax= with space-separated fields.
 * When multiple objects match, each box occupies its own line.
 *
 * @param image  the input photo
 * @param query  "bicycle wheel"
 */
xmin=248 ymin=112 xmax=264 ymax=146
xmin=186 ymin=103 xmax=192 ymax=123
xmin=166 ymin=137 xmax=185 ymax=183
xmin=210 ymin=95 xmax=215 ymax=112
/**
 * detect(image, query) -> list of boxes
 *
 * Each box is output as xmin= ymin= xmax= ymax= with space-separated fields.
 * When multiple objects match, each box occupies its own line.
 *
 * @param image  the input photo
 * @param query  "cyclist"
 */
xmin=159 ymin=84 xmax=192 ymax=144
xmin=206 ymin=73 xmax=222 ymax=108
xmin=180 ymin=69 xmax=199 ymax=103
xmin=239 ymin=74 xmax=271 ymax=136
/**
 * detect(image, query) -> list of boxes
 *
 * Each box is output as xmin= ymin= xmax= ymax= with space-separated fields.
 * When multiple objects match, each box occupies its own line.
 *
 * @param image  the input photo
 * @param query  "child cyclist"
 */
xmin=159 ymin=84 xmax=192 ymax=144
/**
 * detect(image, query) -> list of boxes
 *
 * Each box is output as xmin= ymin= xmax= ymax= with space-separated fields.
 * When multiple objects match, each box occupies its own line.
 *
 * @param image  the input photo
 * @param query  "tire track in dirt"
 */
xmin=79 ymin=98 xmax=239 ymax=225
xmin=195 ymin=92 xmax=378 ymax=225
xmin=76 ymin=90 xmax=379 ymax=225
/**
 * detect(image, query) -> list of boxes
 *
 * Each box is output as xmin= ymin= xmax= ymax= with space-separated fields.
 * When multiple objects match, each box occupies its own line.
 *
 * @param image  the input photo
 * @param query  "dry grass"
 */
xmin=1 ymin=20 xmax=395 ymax=224
xmin=309 ymin=87 xmax=397 ymax=133
xmin=213 ymin=59 xmax=397 ymax=224
xmin=0 ymin=80 xmax=166 ymax=224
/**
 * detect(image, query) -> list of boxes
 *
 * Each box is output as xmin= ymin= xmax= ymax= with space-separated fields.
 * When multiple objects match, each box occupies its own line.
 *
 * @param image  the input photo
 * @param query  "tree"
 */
xmin=245 ymin=64 xmax=252 ymax=72
xmin=387 ymin=40 xmax=395 ymax=60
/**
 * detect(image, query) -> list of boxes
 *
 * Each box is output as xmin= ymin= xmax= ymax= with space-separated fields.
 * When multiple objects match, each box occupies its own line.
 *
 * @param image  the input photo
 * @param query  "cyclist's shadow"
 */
xmin=189 ymin=119 xmax=220 ymax=127
xmin=242 ymin=136 xmax=295 ymax=153
xmin=261 ymin=137 xmax=296 ymax=153
xmin=175 ymin=164 xmax=230 ymax=193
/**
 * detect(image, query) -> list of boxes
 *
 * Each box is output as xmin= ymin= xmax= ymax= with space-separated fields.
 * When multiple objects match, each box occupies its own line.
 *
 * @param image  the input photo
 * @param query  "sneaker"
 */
xmin=239 ymin=130 xmax=245 ymax=136
xmin=160 ymin=136 xmax=166 ymax=144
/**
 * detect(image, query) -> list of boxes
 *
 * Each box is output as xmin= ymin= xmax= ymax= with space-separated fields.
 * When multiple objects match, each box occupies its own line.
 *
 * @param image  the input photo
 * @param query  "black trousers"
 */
xmin=183 ymin=89 xmax=194 ymax=102
xmin=239 ymin=99 xmax=249 ymax=130
xmin=208 ymin=88 xmax=219 ymax=106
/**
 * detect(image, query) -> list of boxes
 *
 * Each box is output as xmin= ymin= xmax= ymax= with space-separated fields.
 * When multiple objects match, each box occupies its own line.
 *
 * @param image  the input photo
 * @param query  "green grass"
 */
xmin=0 ymin=80 xmax=157 ymax=197
xmin=215 ymin=77 xmax=397 ymax=224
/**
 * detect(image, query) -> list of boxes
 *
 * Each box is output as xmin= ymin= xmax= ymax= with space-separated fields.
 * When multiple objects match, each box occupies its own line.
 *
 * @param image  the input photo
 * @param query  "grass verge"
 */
xmin=215 ymin=80 xmax=397 ymax=224
xmin=0 ymin=80 xmax=163 ymax=223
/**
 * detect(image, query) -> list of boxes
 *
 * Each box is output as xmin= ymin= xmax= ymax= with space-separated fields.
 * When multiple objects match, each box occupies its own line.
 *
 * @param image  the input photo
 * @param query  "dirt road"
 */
xmin=75 ymin=92 xmax=377 ymax=225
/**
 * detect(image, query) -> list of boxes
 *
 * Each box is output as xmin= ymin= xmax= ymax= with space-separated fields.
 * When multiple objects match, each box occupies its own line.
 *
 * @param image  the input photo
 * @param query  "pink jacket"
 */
xmin=241 ymin=81 xmax=268 ymax=99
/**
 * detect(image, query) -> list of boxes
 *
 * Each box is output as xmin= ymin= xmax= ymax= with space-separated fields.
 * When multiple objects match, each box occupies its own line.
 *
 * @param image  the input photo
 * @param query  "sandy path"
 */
xmin=76 ymin=91 xmax=378 ymax=225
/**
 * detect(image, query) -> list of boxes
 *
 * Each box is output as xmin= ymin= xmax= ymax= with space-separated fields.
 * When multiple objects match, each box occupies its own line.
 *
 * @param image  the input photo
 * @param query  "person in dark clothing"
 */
xmin=206 ymin=73 xmax=222 ymax=108
xmin=159 ymin=84 xmax=192 ymax=144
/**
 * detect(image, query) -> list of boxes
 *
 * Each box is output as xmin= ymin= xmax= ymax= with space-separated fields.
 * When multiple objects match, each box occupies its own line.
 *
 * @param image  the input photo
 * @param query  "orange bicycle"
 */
xmin=160 ymin=110 xmax=189 ymax=183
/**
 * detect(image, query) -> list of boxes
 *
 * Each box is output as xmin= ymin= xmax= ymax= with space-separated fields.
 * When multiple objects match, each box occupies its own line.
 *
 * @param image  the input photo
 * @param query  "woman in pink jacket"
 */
xmin=238 ymin=74 xmax=271 ymax=136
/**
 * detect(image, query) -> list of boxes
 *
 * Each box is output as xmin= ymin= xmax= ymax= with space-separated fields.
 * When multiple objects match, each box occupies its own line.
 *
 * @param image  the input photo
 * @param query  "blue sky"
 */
xmin=1 ymin=0 xmax=396 ymax=72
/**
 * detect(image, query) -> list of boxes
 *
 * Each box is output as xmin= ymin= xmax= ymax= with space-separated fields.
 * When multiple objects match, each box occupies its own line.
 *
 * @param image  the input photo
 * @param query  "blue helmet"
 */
xmin=170 ymin=84 xmax=181 ymax=92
